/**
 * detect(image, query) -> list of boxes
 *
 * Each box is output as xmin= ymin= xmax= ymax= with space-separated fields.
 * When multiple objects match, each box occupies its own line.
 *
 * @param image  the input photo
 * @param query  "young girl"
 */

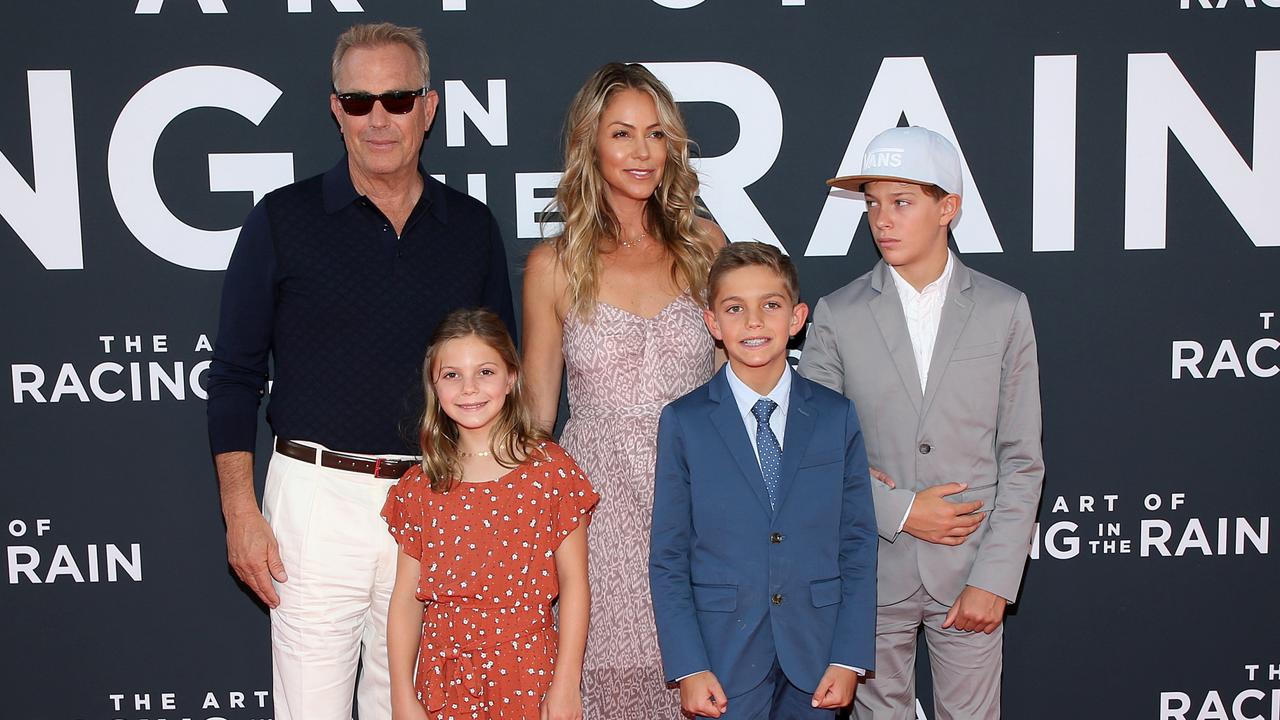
xmin=383 ymin=308 xmax=598 ymax=720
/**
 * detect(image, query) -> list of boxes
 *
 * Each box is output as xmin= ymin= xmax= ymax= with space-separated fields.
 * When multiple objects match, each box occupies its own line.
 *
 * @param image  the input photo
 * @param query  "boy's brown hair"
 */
xmin=861 ymin=180 xmax=947 ymax=200
xmin=707 ymin=242 xmax=801 ymax=306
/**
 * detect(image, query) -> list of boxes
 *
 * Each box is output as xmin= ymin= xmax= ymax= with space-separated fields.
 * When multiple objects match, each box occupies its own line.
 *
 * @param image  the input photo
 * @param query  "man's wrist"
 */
xmin=222 ymin=500 xmax=263 ymax=521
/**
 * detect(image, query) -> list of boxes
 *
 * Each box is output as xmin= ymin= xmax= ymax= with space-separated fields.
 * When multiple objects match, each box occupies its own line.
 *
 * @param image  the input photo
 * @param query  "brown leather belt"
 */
xmin=275 ymin=438 xmax=419 ymax=479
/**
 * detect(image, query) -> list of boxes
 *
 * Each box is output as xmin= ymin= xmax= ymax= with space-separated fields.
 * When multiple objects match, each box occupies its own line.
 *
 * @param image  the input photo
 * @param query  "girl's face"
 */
xmin=432 ymin=335 xmax=515 ymax=432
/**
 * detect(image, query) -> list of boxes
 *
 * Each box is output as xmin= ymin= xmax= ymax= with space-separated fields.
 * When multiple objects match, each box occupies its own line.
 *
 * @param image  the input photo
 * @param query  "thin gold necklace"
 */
xmin=618 ymin=229 xmax=650 ymax=249
xmin=458 ymin=449 xmax=492 ymax=458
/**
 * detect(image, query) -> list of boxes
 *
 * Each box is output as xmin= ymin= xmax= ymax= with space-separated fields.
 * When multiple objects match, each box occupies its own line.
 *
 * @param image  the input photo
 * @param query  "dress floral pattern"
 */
xmin=382 ymin=442 xmax=599 ymax=720
xmin=559 ymin=297 xmax=715 ymax=719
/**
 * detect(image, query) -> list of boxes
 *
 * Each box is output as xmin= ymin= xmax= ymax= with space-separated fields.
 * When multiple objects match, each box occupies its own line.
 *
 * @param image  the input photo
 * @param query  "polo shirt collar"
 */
xmin=321 ymin=154 xmax=448 ymax=224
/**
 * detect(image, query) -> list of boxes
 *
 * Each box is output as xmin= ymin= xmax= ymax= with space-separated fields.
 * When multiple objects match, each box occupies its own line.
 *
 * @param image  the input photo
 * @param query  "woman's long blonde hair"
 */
xmin=419 ymin=309 xmax=548 ymax=493
xmin=551 ymin=62 xmax=716 ymax=320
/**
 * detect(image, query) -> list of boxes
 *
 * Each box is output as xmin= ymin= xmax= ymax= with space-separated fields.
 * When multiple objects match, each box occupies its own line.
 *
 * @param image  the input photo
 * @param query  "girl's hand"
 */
xmin=539 ymin=680 xmax=583 ymax=720
xmin=392 ymin=694 xmax=429 ymax=720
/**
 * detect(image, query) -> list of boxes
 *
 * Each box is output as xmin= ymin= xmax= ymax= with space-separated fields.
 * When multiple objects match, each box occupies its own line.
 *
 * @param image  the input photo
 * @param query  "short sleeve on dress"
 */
xmin=381 ymin=465 xmax=428 ymax=560
xmin=550 ymin=453 xmax=600 ymax=550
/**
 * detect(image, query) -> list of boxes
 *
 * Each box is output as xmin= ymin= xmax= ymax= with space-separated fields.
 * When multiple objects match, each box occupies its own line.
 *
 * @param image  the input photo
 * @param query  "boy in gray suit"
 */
xmin=799 ymin=126 xmax=1044 ymax=720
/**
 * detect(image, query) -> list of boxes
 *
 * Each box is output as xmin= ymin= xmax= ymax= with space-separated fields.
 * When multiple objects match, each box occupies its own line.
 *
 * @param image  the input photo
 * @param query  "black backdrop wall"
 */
xmin=2 ymin=2 xmax=1277 ymax=719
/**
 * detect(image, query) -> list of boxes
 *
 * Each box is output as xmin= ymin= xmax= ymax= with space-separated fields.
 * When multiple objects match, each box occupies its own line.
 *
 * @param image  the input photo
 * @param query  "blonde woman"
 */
xmin=523 ymin=62 xmax=724 ymax=719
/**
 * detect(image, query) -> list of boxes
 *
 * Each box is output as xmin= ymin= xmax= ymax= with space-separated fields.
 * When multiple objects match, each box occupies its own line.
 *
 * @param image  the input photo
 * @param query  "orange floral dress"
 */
xmin=382 ymin=442 xmax=598 ymax=720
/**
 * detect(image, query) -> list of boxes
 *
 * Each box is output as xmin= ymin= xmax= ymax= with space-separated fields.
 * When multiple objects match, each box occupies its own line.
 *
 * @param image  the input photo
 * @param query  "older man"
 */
xmin=206 ymin=23 xmax=515 ymax=720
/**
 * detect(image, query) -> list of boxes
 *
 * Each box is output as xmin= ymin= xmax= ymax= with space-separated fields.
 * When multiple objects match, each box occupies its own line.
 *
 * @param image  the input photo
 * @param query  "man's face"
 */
xmin=863 ymin=181 xmax=959 ymax=270
xmin=330 ymin=43 xmax=438 ymax=184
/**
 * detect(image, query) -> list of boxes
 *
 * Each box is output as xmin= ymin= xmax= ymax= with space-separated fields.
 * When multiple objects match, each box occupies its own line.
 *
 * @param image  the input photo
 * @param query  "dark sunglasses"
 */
xmin=334 ymin=87 xmax=427 ymax=116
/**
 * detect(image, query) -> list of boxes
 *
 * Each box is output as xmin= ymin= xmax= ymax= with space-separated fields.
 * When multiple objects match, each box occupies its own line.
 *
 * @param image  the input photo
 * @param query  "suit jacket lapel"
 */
xmin=921 ymin=259 xmax=975 ymax=419
xmin=773 ymin=371 xmax=814 ymax=514
xmin=707 ymin=368 xmax=775 ymax=518
xmin=869 ymin=262 xmax=924 ymax=414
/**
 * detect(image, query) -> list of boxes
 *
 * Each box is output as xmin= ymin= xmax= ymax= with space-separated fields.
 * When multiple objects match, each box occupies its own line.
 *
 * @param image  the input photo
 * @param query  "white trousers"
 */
xmin=262 ymin=443 xmax=410 ymax=720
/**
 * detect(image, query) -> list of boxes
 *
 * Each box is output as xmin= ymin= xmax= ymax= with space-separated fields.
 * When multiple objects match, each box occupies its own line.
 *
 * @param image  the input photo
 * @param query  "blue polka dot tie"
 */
xmin=751 ymin=398 xmax=781 ymax=511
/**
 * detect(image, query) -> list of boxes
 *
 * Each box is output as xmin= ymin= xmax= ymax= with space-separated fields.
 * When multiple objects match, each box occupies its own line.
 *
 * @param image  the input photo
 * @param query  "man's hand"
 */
xmin=942 ymin=585 xmax=1006 ymax=634
xmin=869 ymin=467 xmax=895 ymax=489
xmin=225 ymin=509 xmax=286 ymax=608
xmin=902 ymin=483 xmax=984 ymax=545
xmin=678 ymin=671 xmax=728 ymax=718
xmin=810 ymin=665 xmax=858 ymax=709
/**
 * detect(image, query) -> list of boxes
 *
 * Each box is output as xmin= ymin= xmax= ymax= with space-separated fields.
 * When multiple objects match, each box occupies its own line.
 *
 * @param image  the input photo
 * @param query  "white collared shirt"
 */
xmin=887 ymin=251 xmax=955 ymax=393
xmin=725 ymin=363 xmax=792 ymax=464
xmin=886 ymin=252 xmax=955 ymax=537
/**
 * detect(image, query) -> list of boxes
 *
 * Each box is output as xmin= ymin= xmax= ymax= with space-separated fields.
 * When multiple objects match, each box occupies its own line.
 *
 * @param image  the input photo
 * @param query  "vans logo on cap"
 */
xmin=864 ymin=147 xmax=906 ymax=169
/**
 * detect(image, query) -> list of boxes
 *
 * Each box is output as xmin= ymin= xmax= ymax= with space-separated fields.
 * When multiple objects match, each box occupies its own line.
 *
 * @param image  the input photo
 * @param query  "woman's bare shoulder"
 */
xmin=695 ymin=217 xmax=727 ymax=250
xmin=525 ymin=240 xmax=563 ymax=276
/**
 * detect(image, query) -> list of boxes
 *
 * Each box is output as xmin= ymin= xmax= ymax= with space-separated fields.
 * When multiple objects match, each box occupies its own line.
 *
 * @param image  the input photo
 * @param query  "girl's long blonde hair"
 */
xmin=551 ymin=62 xmax=716 ymax=320
xmin=419 ymin=309 xmax=548 ymax=493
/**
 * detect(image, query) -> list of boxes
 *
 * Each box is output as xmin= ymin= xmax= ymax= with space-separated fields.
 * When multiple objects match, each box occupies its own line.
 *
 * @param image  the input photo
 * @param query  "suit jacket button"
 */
xmin=918 ymin=442 xmax=932 ymax=454
xmin=771 ymin=593 xmax=784 ymax=605
xmin=770 ymin=532 xmax=783 ymax=544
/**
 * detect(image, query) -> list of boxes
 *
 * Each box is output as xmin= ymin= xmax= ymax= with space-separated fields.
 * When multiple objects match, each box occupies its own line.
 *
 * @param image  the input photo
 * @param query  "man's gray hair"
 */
xmin=331 ymin=22 xmax=430 ymax=90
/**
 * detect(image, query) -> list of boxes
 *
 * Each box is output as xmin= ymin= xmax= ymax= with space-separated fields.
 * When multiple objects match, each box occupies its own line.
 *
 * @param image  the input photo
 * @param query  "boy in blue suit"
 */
xmin=650 ymin=242 xmax=878 ymax=719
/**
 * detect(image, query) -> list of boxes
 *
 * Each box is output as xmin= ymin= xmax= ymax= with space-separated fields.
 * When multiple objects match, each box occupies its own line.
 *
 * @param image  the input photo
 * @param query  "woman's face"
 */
xmin=595 ymin=88 xmax=668 ymax=207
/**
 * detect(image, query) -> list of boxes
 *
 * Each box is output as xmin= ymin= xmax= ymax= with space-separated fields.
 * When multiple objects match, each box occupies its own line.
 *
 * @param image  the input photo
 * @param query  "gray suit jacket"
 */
xmin=799 ymin=257 xmax=1044 ymax=607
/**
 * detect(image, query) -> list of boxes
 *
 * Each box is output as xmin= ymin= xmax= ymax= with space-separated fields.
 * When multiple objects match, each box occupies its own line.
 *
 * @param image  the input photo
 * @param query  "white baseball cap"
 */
xmin=827 ymin=126 xmax=963 ymax=197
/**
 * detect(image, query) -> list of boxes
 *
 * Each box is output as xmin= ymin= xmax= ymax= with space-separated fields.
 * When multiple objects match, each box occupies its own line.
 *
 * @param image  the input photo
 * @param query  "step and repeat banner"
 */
xmin=2 ymin=1 xmax=1276 ymax=718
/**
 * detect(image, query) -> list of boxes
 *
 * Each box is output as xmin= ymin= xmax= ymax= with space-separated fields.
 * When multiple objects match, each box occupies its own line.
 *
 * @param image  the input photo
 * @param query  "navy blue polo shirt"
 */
xmin=206 ymin=157 xmax=516 ymax=456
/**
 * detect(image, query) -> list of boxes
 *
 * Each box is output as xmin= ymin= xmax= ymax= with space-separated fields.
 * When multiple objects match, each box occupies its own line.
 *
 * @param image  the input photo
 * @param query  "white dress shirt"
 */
xmin=887 ymin=252 xmax=955 ymax=535
xmin=725 ymin=363 xmax=791 ymax=462
xmin=887 ymin=251 xmax=955 ymax=393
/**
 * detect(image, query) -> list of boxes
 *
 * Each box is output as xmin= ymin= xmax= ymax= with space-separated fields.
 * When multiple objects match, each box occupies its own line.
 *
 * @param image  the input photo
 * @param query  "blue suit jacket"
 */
xmin=649 ymin=366 xmax=877 ymax=697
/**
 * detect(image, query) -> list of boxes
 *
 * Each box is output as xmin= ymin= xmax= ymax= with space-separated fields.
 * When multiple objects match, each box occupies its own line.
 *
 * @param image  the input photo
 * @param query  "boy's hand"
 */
xmin=942 ymin=585 xmax=1007 ymax=633
xmin=903 ymin=483 xmax=984 ymax=545
xmin=811 ymin=665 xmax=859 ymax=709
xmin=678 ymin=671 xmax=728 ymax=718
xmin=539 ymin=679 xmax=583 ymax=720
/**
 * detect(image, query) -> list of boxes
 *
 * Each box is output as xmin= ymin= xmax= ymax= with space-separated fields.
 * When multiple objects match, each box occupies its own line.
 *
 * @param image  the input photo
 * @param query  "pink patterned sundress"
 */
xmin=559 ymin=296 xmax=715 ymax=719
